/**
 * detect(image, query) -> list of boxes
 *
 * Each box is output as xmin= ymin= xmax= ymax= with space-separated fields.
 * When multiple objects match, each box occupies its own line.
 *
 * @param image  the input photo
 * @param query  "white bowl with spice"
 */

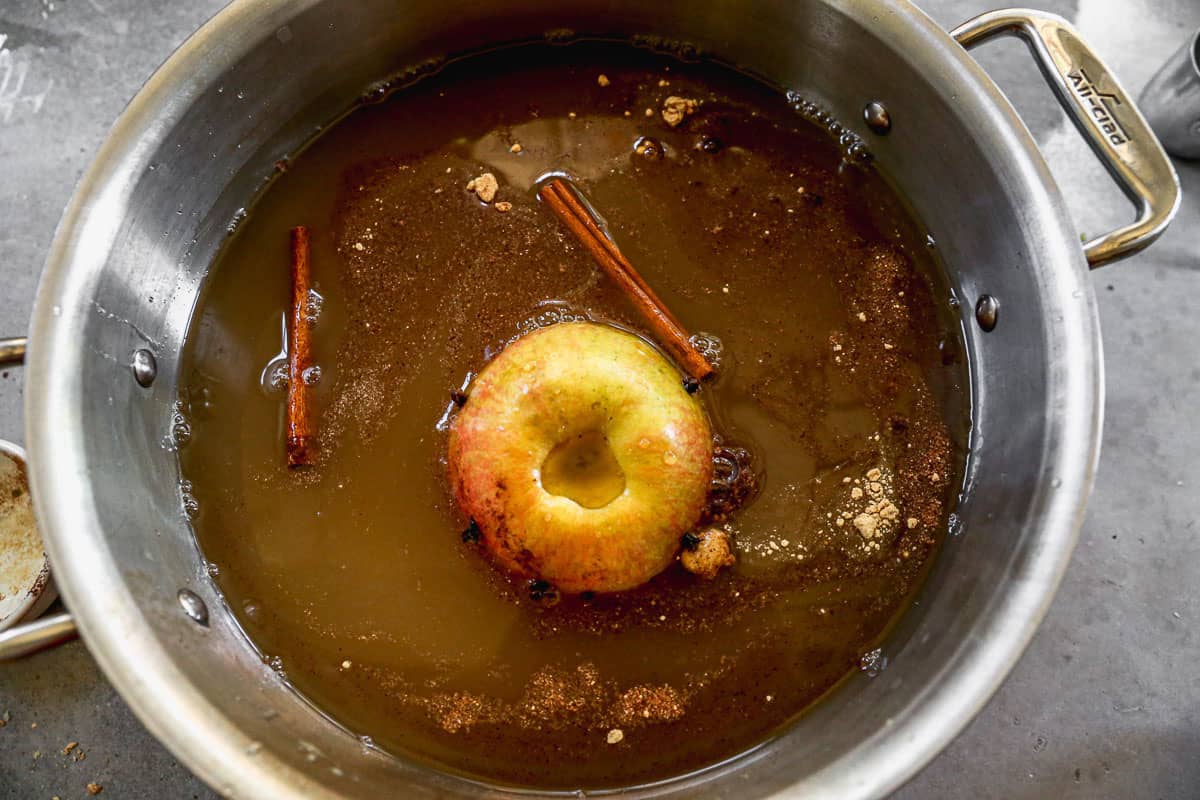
xmin=0 ymin=440 xmax=56 ymax=632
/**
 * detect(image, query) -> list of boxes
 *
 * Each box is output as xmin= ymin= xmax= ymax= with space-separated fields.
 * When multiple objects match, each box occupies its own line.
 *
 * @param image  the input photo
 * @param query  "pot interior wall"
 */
xmin=40 ymin=0 xmax=1098 ymax=797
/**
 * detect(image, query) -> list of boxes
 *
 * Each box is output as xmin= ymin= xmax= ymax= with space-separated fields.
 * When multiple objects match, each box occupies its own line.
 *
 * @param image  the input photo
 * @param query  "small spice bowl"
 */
xmin=0 ymin=440 xmax=56 ymax=632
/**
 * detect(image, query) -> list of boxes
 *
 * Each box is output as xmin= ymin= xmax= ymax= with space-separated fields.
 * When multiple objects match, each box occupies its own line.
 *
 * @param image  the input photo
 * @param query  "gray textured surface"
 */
xmin=0 ymin=1 xmax=1197 ymax=798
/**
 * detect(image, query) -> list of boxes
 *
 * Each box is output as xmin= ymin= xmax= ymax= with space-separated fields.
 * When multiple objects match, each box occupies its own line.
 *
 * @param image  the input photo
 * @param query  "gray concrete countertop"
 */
xmin=0 ymin=1 xmax=1196 ymax=797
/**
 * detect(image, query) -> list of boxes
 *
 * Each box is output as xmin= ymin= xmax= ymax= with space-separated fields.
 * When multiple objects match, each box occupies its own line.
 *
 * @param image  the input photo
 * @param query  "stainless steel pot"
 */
xmin=3 ymin=1 xmax=1179 ymax=797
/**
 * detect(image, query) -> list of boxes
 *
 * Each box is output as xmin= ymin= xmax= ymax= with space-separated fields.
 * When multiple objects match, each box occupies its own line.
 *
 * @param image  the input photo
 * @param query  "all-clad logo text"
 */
xmin=1068 ymin=67 xmax=1130 ymax=146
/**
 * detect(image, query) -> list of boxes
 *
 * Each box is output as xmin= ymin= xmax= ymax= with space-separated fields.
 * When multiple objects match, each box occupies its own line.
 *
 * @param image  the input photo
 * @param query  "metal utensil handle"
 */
xmin=0 ymin=612 xmax=78 ymax=660
xmin=0 ymin=336 xmax=78 ymax=658
xmin=953 ymin=8 xmax=1181 ymax=268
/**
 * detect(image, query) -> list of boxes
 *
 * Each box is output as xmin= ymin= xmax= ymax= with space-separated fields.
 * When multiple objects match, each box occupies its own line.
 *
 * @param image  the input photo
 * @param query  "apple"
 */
xmin=448 ymin=321 xmax=713 ymax=594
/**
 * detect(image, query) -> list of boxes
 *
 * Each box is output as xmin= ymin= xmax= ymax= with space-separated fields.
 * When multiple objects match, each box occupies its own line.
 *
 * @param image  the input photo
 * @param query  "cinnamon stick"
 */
xmin=286 ymin=226 xmax=316 ymax=467
xmin=538 ymin=178 xmax=715 ymax=380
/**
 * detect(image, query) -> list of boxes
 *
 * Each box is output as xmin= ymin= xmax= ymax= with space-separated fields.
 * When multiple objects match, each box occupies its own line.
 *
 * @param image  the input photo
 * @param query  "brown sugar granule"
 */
xmin=680 ymin=528 xmax=735 ymax=579
xmin=509 ymin=142 xmax=522 ymax=154
xmin=494 ymin=201 xmax=513 ymax=213
xmin=853 ymin=514 xmax=878 ymax=540
xmin=661 ymin=96 xmax=698 ymax=127
xmin=596 ymin=74 xmax=611 ymax=87
xmin=465 ymin=172 xmax=499 ymax=203
xmin=86 ymin=784 xmax=103 ymax=796
xmin=823 ymin=461 xmax=915 ymax=557
xmin=606 ymin=728 xmax=624 ymax=744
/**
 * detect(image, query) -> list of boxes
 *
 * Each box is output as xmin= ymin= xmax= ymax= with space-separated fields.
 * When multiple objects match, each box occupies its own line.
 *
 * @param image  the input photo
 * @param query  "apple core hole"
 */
xmin=541 ymin=430 xmax=626 ymax=509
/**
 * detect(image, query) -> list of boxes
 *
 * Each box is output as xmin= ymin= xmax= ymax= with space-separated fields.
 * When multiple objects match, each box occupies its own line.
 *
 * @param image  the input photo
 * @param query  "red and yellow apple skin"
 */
xmin=448 ymin=322 xmax=713 ymax=594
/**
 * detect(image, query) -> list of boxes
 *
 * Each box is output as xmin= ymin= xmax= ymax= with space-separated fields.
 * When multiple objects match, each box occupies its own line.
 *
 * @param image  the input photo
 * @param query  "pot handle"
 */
xmin=952 ymin=8 xmax=1181 ymax=268
xmin=0 ymin=337 xmax=79 ymax=660
xmin=0 ymin=612 xmax=78 ymax=659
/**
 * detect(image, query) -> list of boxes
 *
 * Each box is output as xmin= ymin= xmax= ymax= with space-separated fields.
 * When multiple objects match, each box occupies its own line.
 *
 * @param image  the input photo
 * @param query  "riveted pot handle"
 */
xmin=0 ymin=337 xmax=25 ymax=364
xmin=0 ymin=612 xmax=77 ymax=659
xmin=0 ymin=337 xmax=79 ymax=660
xmin=953 ymin=8 xmax=1181 ymax=268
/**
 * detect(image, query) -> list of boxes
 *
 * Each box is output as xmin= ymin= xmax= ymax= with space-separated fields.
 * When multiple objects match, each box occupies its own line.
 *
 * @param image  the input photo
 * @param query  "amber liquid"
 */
xmin=180 ymin=42 xmax=968 ymax=789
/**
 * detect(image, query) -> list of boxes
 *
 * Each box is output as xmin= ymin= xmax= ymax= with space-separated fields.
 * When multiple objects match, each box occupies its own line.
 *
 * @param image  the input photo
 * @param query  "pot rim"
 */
xmin=24 ymin=1 xmax=1102 ymax=798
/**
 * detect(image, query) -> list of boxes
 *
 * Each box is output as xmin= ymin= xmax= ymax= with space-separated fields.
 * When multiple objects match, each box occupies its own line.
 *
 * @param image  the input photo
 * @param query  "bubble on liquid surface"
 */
xmin=787 ymin=93 xmax=873 ymax=165
xmin=688 ymin=331 xmax=725 ymax=371
xmin=170 ymin=407 xmax=192 ymax=448
xmin=302 ymin=365 xmax=322 ymax=386
xmin=225 ymin=207 xmax=247 ymax=235
xmin=305 ymin=289 xmax=324 ymax=323
xmin=543 ymin=28 xmax=578 ymax=45
xmin=361 ymin=82 xmax=390 ymax=105
xmin=859 ymin=648 xmax=888 ymax=677
xmin=518 ymin=300 xmax=591 ymax=333
xmin=506 ymin=301 xmax=591 ymax=349
xmin=633 ymin=136 xmax=665 ymax=161
xmin=261 ymin=358 xmax=289 ymax=393
xmin=709 ymin=441 xmax=758 ymax=516
xmin=181 ymin=491 xmax=200 ymax=519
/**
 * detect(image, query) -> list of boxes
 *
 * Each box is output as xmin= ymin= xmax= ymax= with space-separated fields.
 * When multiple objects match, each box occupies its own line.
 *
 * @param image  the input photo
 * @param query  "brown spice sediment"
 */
xmin=286 ymin=226 xmax=316 ymax=467
xmin=398 ymin=661 xmax=711 ymax=735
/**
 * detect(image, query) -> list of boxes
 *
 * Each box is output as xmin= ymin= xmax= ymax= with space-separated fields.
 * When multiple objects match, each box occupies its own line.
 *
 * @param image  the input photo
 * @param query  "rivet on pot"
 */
xmin=975 ymin=295 xmax=999 ymax=332
xmin=178 ymin=588 xmax=209 ymax=627
xmin=863 ymin=101 xmax=892 ymax=135
xmin=131 ymin=348 xmax=157 ymax=387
